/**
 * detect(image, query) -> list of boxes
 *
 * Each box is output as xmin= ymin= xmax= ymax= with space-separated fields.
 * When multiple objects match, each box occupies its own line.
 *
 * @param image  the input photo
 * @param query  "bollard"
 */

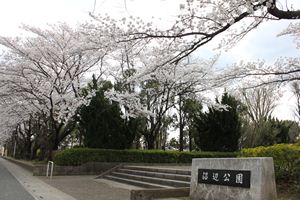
xmin=46 ymin=161 xmax=54 ymax=179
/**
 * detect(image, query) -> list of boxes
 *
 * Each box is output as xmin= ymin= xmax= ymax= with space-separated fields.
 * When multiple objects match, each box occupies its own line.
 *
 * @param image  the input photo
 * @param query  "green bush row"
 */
xmin=53 ymin=148 xmax=238 ymax=166
xmin=240 ymin=143 xmax=300 ymax=181
xmin=54 ymin=144 xmax=300 ymax=182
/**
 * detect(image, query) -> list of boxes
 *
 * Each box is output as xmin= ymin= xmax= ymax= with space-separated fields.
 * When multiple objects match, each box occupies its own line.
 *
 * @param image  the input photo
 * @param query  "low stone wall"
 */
xmin=2 ymin=157 xmax=121 ymax=176
xmin=33 ymin=162 xmax=121 ymax=176
xmin=2 ymin=156 xmax=34 ymax=172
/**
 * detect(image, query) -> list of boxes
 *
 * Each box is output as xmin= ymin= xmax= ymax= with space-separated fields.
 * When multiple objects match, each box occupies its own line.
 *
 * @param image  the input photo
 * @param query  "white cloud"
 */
xmin=273 ymin=88 xmax=297 ymax=121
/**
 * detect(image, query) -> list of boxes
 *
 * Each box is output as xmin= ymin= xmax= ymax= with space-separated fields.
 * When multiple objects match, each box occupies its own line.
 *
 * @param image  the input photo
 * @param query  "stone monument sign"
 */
xmin=190 ymin=157 xmax=277 ymax=200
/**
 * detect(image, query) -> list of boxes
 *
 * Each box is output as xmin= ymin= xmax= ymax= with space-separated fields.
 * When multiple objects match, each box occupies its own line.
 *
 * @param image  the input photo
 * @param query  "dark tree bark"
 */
xmin=268 ymin=0 xmax=300 ymax=19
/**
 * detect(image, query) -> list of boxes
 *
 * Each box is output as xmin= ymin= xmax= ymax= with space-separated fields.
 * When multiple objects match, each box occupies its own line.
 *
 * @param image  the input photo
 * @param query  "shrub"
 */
xmin=240 ymin=144 xmax=300 ymax=181
xmin=53 ymin=148 xmax=238 ymax=166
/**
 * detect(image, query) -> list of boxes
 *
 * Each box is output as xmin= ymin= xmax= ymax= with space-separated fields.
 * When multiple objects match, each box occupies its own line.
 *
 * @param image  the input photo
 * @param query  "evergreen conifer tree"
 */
xmin=194 ymin=93 xmax=242 ymax=152
xmin=79 ymin=76 xmax=136 ymax=149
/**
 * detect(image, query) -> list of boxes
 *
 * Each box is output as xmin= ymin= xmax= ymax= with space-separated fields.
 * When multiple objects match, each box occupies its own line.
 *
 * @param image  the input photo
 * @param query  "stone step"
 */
xmin=123 ymin=165 xmax=191 ymax=176
xmin=110 ymin=171 xmax=190 ymax=187
xmin=103 ymin=175 xmax=172 ymax=189
xmin=117 ymin=168 xmax=191 ymax=182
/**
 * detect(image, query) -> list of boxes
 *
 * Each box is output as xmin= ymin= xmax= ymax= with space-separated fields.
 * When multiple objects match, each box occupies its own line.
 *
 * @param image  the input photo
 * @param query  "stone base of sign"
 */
xmin=190 ymin=158 xmax=277 ymax=200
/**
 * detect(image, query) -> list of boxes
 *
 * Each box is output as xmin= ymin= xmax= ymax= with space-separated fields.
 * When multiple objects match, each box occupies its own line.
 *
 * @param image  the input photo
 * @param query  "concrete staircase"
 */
xmin=99 ymin=165 xmax=191 ymax=189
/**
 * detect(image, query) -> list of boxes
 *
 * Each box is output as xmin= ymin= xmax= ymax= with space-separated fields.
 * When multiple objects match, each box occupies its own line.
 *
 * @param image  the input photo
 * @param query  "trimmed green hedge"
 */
xmin=53 ymin=148 xmax=238 ymax=166
xmin=240 ymin=144 xmax=300 ymax=181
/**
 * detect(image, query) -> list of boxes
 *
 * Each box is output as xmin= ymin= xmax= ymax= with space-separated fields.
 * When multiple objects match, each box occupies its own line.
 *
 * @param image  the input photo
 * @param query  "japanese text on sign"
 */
xmin=198 ymin=169 xmax=251 ymax=188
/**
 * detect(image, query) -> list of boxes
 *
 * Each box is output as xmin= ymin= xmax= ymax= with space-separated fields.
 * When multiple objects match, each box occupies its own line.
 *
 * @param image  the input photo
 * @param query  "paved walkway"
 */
xmin=0 ymin=158 xmax=76 ymax=200
xmin=40 ymin=176 xmax=190 ymax=200
xmin=39 ymin=176 xmax=133 ymax=200
xmin=2 ymin=158 xmax=191 ymax=200
xmin=2 ymin=157 xmax=134 ymax=200
xmin=0 ymin=158 xmax=35 ymax=200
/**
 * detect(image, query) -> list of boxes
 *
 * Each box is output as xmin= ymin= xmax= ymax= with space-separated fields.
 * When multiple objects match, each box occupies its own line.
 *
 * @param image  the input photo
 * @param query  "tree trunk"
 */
xmin=179 ymin=123 xmax=184 ymax=151
xmin=188 ymin=129 xmax=192 ymax=152
xmin=25 ymin=136 xmax=32 ymax=160
xmin=179 ymin=95 xmax=184 ymax=151
xmin=146 ymin=134 xmax=155 ymax=149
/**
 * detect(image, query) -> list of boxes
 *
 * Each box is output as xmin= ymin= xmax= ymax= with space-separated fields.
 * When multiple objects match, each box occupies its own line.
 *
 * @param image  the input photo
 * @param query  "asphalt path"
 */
xmin=0 ymin=158 xmax=35 ymax=200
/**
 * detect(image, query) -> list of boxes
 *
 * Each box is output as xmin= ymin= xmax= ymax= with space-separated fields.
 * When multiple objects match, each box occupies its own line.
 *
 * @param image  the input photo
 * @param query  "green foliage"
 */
xmin=194 ymin=92 xmax=242 ymax=152
xmin=53 ymin=148 xmax=238 ymax=166
xmin=182 ymin=98 xmax=203 ymax=118
xmin=241 ymin=118 xmax=300 ymax=148
xmin=240 ymin=144 xmax=300 ymax=181
xmin=273 ymin=120 xmax=300 ymax=144
xmin=78 ymin=76 xmax=136 ymax=149
xmin=168 ymin=137 xmax=179 ymax=149
xmin=180 ymin=97 xmax=203 ymax=151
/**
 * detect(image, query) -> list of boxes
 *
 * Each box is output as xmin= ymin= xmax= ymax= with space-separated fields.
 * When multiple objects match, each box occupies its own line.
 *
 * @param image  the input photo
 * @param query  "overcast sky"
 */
xmin=0 ymin=0 xmax=299 ymax=121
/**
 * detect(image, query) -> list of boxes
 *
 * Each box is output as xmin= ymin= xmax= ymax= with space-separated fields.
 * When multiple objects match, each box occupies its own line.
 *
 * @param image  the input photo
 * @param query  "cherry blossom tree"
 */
xmin=104 ymin=49 xmax=226 ymax=148
xmin=0 ymin=93 xmax=33 ymax=142
xmin=0 ymin=23 xmax=109 ymax=158
xmin=88 ymin=1 xmax=299 ymax=149
xmin=88 ymin=1 xmax=300 ymax=90
xmin=2 ymin=0 xmax=298 ymax=153
xmin=107 ymin=0 xmax=299 ymax=65
xmin=83 ymin=17 xmax=238 ymax=148
xmin=218 ymin=27 xmax=299 ymax=89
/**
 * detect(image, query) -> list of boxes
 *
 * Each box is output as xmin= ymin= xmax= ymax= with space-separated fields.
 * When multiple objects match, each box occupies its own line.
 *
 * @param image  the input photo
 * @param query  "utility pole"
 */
xmin=13 ymin=131 xmax=17 ymax=158
xmin=13 ymin=140 xmax=16 ymax=158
